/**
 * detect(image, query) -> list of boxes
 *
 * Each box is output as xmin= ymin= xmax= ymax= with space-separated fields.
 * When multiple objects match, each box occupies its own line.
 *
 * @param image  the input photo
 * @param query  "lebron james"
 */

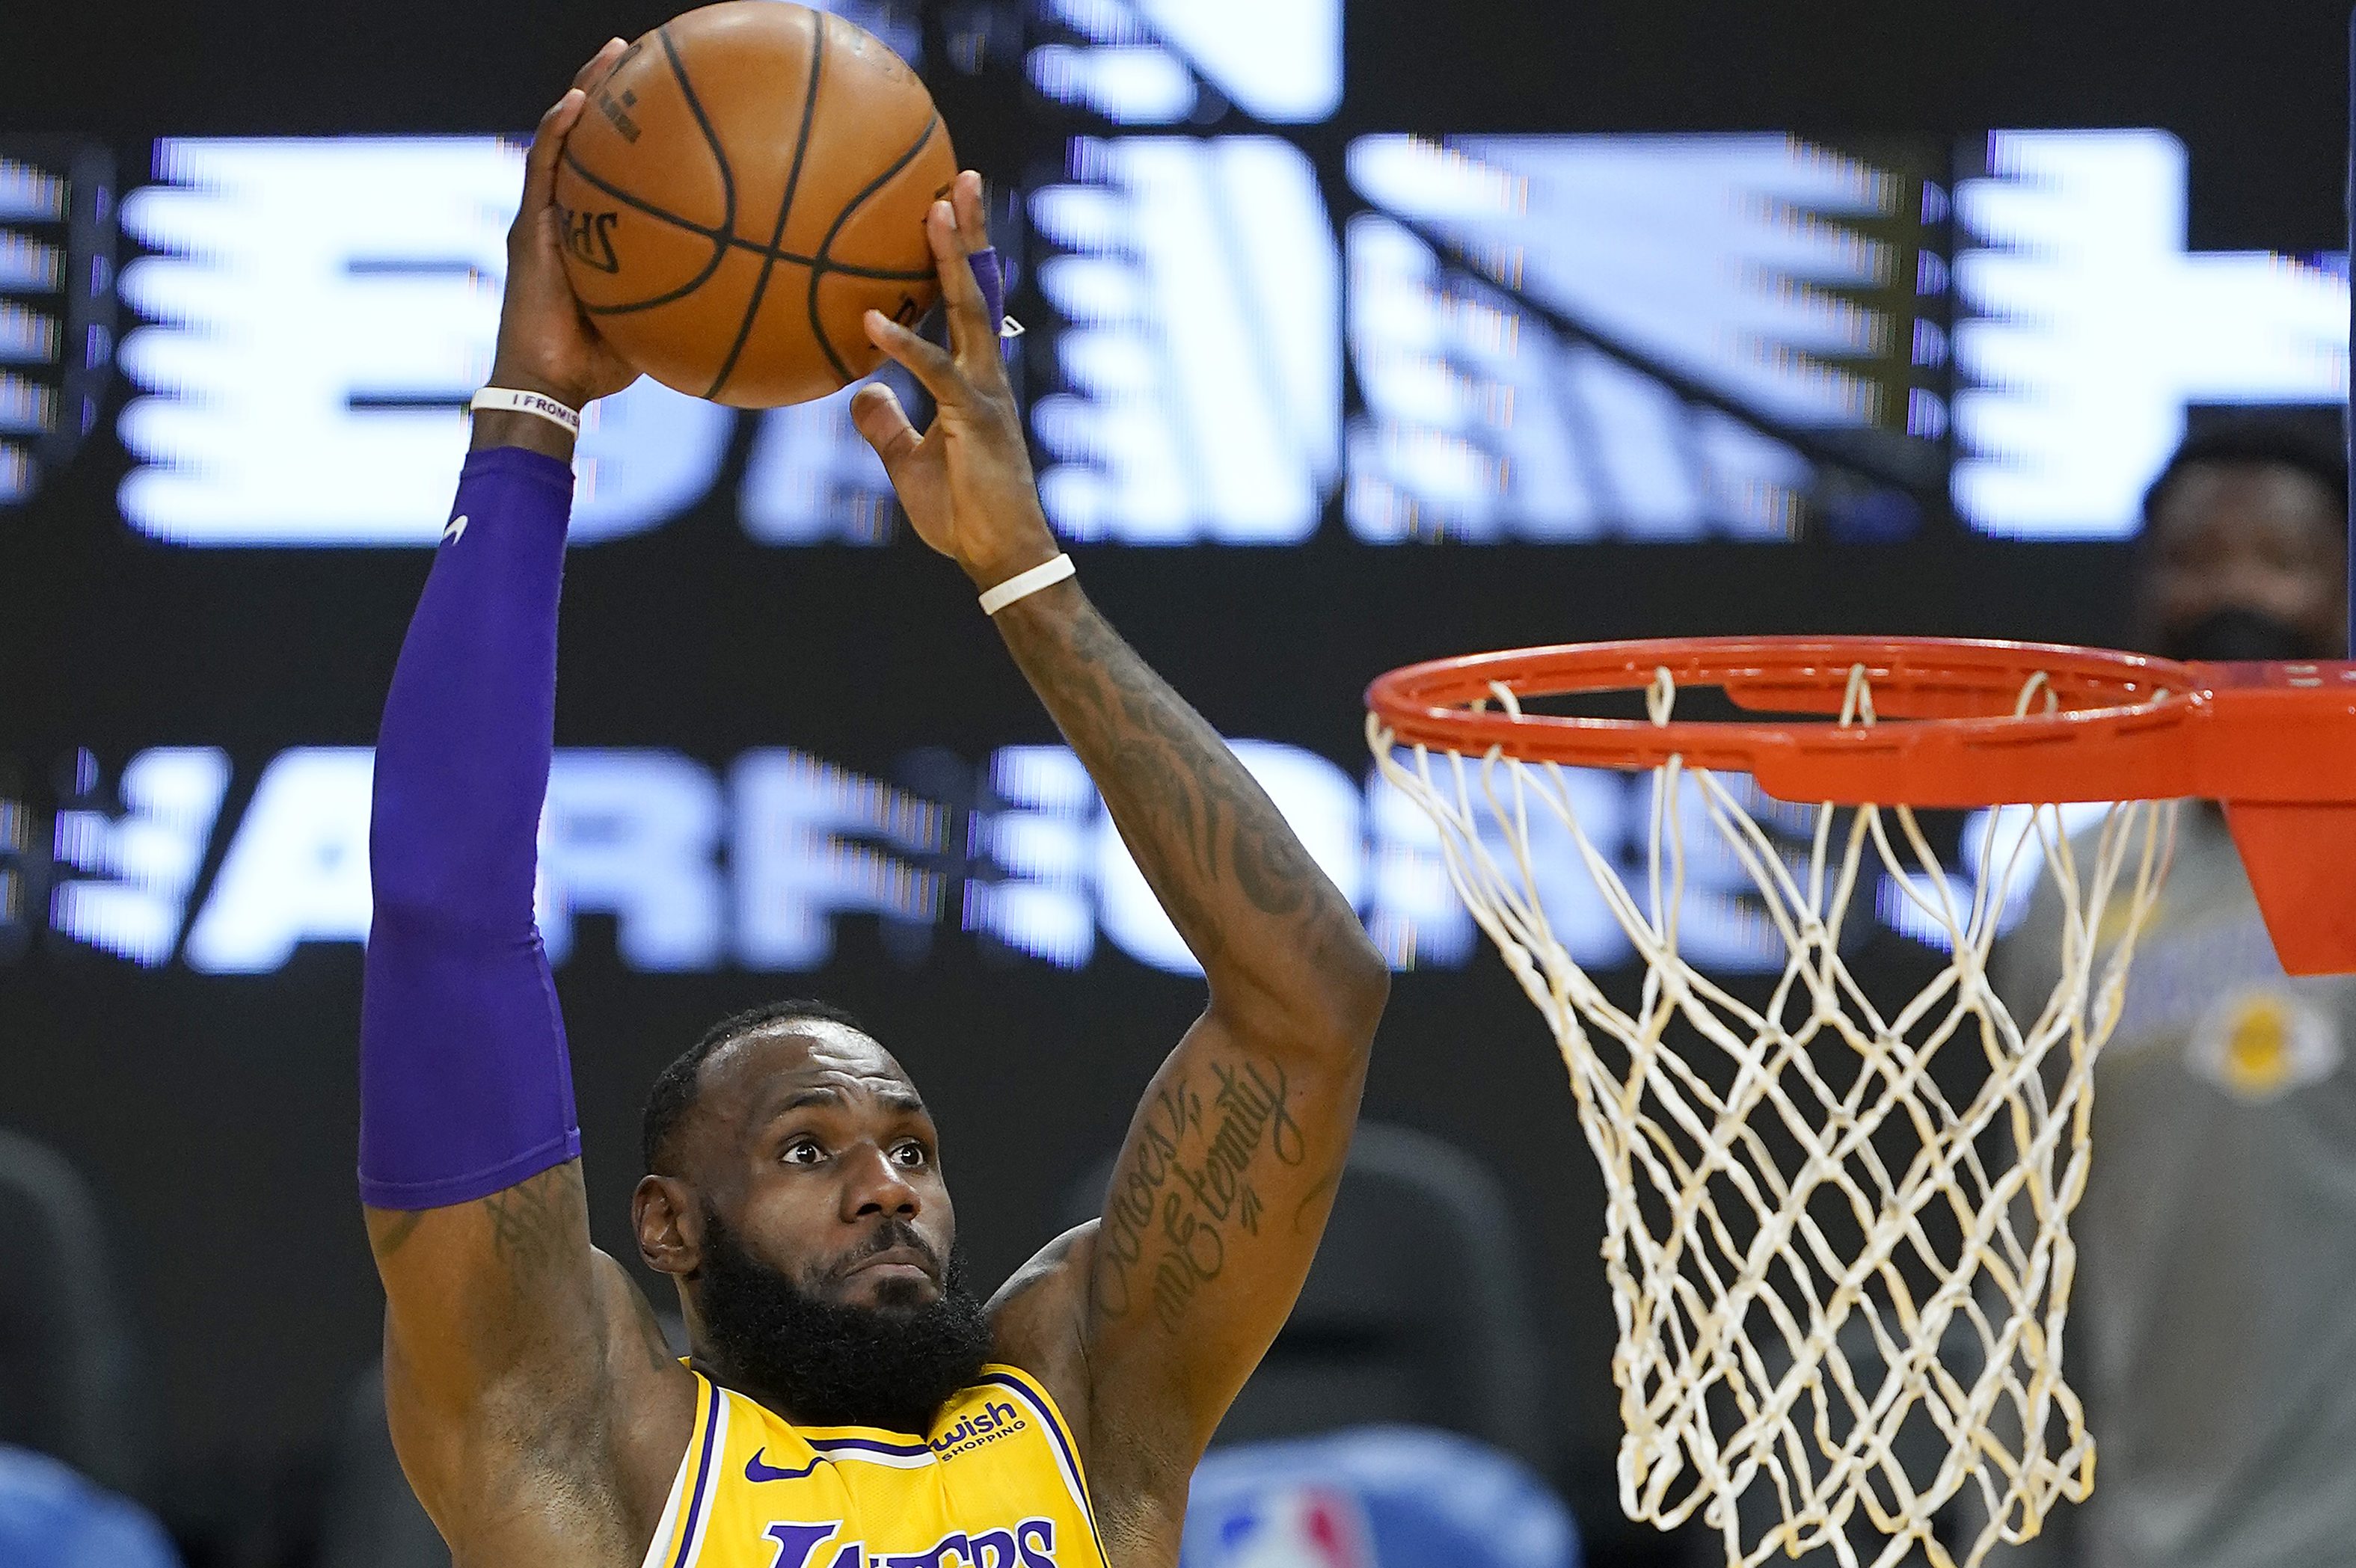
xmin=357 ymin=44 xmax=1390 ymax=1568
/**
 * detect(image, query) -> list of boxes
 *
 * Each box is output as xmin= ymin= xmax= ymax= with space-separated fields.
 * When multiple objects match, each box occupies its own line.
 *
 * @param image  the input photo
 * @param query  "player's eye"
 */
xmin=889 ymin=1140 xmax=930 ymax=1169
xmin=782 ymin=1137 xmax=826 ymax=1165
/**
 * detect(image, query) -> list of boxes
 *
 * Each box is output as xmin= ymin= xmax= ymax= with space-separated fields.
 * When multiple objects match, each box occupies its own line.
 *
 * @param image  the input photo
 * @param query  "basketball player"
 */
xmin=1996 ymin=416 xmax=2355 ymax=1568
xmin=357 ymin=48 xmax=1390 ymax=1568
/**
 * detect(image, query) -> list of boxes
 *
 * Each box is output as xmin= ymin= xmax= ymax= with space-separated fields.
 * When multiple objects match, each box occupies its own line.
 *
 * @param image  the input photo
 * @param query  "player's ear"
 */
xmin=634 ymin=1173 xmax=702 ymax=1276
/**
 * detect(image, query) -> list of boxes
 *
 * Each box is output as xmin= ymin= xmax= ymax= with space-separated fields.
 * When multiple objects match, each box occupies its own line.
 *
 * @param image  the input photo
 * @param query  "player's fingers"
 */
xmin=950 ymin=169 xmax=990 ymax=250
xmin=926 ymin=194 xmax=995 ymax=369
xmin=573 ymin=36 xmax=628 ymax=93
xmin=517 ymin=43 xmax=622 ymax=233
xmin=864 ymin=309 xmax=961 ymax=402
xmin=517 ymin=90 xmax=586 ymax=227
xmin=849 ymin=384 xmax=924 ymax=475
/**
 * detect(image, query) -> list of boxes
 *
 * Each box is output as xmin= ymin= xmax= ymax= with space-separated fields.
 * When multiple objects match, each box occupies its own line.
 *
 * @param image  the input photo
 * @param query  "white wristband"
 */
xmin=469 ymin=387 xmax=582 ymax=435
xmin=978 ymin=554 xmax=1076 ymax=615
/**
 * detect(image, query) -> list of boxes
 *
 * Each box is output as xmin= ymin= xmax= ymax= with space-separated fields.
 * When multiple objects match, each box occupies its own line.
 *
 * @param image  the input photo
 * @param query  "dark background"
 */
xmin=3 ymin=1 xmax=2349 ymax=1563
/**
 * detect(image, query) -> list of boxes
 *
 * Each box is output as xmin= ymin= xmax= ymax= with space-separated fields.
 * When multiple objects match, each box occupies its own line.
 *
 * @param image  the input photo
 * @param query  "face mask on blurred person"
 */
xmin=2157 ymin=605 xmax=2333 ymax=663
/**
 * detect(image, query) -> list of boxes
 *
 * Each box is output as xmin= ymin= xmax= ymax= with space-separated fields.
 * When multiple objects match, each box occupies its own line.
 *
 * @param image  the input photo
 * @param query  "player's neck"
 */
xmin=688 ymin=1353 xmax=940 ymax=1437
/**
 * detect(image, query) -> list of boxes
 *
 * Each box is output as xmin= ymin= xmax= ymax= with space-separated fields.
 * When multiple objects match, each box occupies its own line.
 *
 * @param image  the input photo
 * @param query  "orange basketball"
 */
xmin=552 ymin=2 xmax=956 ymax=408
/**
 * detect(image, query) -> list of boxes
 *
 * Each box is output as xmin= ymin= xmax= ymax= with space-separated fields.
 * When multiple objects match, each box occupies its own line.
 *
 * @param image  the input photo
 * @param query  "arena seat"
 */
xmin=1061 ymin=1122 xmax=1550 ymax=1471
xmin=317 ymin=1365 xmax=450 ymax=1568
xmin=0 ymin=1445 xmax=182 ymax=1568
xmin=0 ymin=1129 xmax=150 ymax=1500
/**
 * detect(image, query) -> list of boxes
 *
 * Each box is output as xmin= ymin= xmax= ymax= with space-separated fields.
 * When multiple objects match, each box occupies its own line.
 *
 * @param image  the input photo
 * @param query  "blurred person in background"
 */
xmin=1998 ymin=416 xmax=2354 ymax=1568
xmin=0 ymin=1447 xmax=180 ymax=1568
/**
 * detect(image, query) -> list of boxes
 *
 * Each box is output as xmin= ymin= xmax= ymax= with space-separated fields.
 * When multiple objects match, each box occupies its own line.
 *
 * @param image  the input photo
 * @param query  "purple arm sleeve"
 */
xmin=358 ymin=446 xmax=580 ymax=1210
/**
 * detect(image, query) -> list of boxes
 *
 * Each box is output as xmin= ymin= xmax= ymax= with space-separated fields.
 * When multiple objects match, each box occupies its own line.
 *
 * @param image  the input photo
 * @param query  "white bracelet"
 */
xmin=978 ymin=554 xmax=1076 ymax=615
xmin=469 ymin=387 xmax=582 ymax=436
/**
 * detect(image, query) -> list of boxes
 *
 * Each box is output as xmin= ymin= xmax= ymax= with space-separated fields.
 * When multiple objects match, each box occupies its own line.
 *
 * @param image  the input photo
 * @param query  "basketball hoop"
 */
xmin=1365 ymin=636 xmax=2356 ymax=1568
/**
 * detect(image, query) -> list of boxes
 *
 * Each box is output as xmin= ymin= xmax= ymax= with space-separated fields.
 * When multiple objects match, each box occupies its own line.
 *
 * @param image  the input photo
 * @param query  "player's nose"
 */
xmin=838 ymin=1141 xmax=921 ymax=1221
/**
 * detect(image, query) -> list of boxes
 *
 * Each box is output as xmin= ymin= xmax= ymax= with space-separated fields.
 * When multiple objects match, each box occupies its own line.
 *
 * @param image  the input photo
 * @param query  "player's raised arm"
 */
xmin=358 ymin=50 xmax=691 ymax=1564
xmin=853 ymin=174 xmax=1391 ymax=1543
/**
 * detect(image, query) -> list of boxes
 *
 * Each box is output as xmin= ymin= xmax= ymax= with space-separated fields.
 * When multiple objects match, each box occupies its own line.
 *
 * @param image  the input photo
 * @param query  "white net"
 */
xmin=1368 ymin=664 xmax=2178 ymax=1568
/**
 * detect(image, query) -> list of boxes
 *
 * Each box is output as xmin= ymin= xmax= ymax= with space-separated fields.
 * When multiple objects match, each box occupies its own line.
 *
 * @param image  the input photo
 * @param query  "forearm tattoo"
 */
xmin=1006 ymin=597 xmax=1358 ymax=969
xmin=1001 ymin=588 xmax=1379 ymax=1350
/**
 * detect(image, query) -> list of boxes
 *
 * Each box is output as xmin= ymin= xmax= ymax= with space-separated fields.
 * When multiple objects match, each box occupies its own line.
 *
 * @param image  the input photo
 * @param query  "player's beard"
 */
xmin=694 ymin=1203 xmax=994 ymax=1436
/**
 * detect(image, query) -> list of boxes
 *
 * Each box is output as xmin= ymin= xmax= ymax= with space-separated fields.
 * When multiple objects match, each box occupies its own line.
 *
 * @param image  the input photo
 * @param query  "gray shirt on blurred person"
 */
xmin=1997 ymin=804 xmax=2356 ymax=1568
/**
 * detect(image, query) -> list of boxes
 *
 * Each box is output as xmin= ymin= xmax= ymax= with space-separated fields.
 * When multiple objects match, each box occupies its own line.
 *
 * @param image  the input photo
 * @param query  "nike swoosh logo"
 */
xmin=745 ymin=1448 xmax=820 ymax=1483
xmin=442 ymin=514 xmax=467 ymax=544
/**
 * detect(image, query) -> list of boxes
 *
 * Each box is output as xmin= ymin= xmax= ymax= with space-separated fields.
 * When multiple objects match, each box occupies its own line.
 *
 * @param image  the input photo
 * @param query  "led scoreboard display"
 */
xmin=9 ymin=0 xmax=2355 ymax=1495
xmin=5 ymin=0 xmax=2349 ymax=985
xmin=79 ymin=125 xmax=2351 ymax=552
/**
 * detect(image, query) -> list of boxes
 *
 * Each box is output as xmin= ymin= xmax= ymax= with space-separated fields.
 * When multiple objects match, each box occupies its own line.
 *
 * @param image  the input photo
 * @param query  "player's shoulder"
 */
xmin=989 ymin=1220 xmax=1098 ymax=1337
xmin=586 ymin=1247 xmax=704 ymax=1507
xmin=984 ymin=1222 xmax=1099 ymax=1449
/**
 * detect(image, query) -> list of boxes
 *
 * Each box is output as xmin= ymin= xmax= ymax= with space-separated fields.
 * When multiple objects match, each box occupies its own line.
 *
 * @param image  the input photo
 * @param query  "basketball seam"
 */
xmin=562 ymin=25 xmax=741 ymax=319
xmin=798 ymin=256 xmax=936 ymax=281
xmin=565 ymin=153 xmax=933 ymax=314
xmin=805 ymin=114 xmax=942 ymax=389
xmin=703 ymin=8 xmax=829 ymax=402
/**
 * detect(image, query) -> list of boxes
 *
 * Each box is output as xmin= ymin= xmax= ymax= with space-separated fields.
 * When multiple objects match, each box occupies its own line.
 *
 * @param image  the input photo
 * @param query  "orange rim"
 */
xmin=1366 ymin=636 xmax=2356 ymax=807
xmin=1367 ymin=636 xmax=2356 ymax=974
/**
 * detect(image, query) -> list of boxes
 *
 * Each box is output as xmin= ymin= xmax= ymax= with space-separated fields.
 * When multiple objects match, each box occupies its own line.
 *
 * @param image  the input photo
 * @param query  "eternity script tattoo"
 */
xmin=1096 ymin=1058 xmax=1307 ymax=1329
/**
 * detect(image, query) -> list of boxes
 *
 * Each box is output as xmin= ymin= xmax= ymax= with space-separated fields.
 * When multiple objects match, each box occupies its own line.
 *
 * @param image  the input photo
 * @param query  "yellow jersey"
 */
xmin=639 ymin=1364 xmax=1110 ymax=1568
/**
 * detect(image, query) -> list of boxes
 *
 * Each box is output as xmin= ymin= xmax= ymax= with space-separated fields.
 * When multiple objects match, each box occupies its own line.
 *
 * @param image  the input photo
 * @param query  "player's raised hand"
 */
xmin=851 ymin=171 xmax=1061 ymax=591
xmin=487 ymin=40 xmax=642 ymax=412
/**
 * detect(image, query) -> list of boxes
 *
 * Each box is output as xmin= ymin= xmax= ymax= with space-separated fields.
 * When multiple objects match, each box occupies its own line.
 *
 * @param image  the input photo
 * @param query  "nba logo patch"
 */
xmin=1195 ymin=1481 xmax=1375 ymax=1568
xmin=2187 ymin=986 xmax=2342 ymax=1101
